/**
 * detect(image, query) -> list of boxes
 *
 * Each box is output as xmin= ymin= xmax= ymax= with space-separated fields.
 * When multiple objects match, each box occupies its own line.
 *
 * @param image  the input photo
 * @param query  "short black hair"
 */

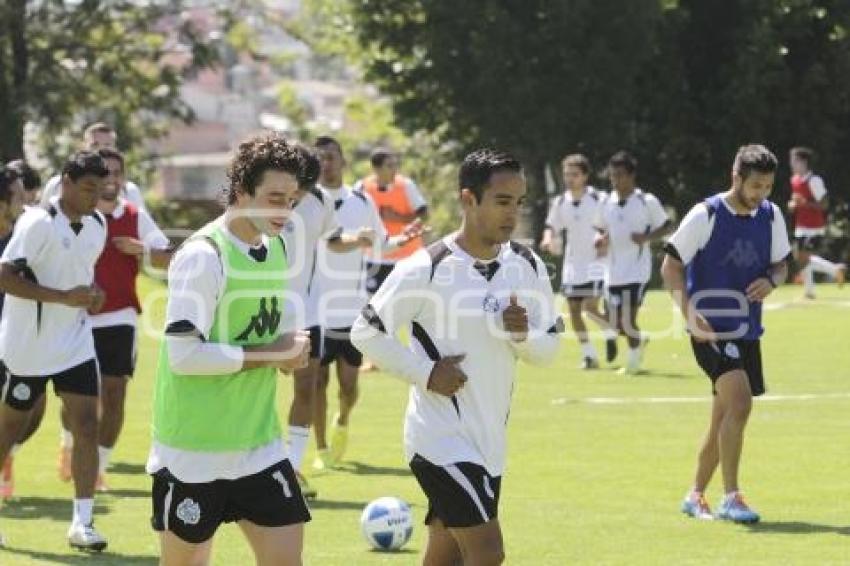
xmin=790 ymin=146 xmax=814 ymax=165
xmin=608 ymin=151 xmax=638 ymax=175
xmin=294 ymin=143 xmax=320 ymax=190
xmin=459 ymin=148 xmax=523 ymax=202
xmin=734 ymin=144 xmax=778 ymax=180
xmin=0 ymin=165 xmax=20 ymax=205
xmin=227 ymin=134 xmax=301 ymax=204
xmin=562 ymin=154 xmax=591 ymax=175
xmin=6 ymin=159 xmax=40 ymax=191
xmin=315 ymin=135 xmax=343 ymax=156
xmin=370 ymin=147 xmax=394 ymax=168
xmin=97 ymin=148 xmax=125 ymax=172
xmin=62 ymin=151 xmax=109 ymax=182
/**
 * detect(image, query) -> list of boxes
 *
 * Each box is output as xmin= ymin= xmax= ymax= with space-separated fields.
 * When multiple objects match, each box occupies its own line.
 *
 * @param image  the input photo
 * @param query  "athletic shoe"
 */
xmin=329 ymin=416 xmax=348 ymax=464
xmin=0 ymin=456 xmax=14 ymax=500
xmin=295 ymin=471 xmax=317 ymax=500
xmin=837 ymin=264 xmax=846 ymax=288
xmin=58 ymin=446 xmax=72 ymax=482
xmin=617 ymin=364 xmax=640 ymax=376
xmin=580 ymin=357 xmax=599 ymax=370
xmin=67 ymin=522 xmax=108 ymax=552
xmin=312 ymin=448 xmax=333 ymax=473
xmin=681 ymin=493 xmax=713 ymax=520
xmin=717 ymin=493 xmax=760 ymax=524
xmin=605 ymin=338 xmax=618 ymax=363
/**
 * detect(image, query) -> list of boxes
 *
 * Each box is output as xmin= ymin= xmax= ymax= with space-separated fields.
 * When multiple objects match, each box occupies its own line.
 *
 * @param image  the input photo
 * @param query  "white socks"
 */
xmin=603 ymin=328 xmax=617 ymax=341
xmin=287 ymin=426 xmax=310 ymax=472
xmin=73 ymin=498 xmax=94 ymax=526
xmin=580 ymin=341 xmax=597 ymax=360
xmin=97 ymin=446 xmax=113 ymax=476
xmin=60 ymin=428 xmax=73 ymax=449
xmin=627 ymin=347 xmax=641 ymax=369
xmin=809 ymin=255 xmax=841 ymax=277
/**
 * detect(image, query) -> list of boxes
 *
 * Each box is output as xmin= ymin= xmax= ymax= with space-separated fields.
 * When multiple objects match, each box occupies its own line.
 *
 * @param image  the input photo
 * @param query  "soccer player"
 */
xmin=312 ymin=136 xmax=423 ymax=472
xmin=6 ymin=160 xmax=42 ymax=206
xmin=148 ymin=134 xmax=312 ymax=565
xmin=595 ymin=151 xmax=671 ymax=374
xmin=85 ymin=148 xmax=172 ymax=490
xmin=0 ymin=151 xmax=109 ymax=550
xmin=351 ymin=148 xmax=562 ymax=565
xmin=661 ymin=144 xmax=791 ymax=523
xmin=787 ymin=146 xmax=845 ymax=298
xmin=540 ymin=153 xmax=615 ymax=369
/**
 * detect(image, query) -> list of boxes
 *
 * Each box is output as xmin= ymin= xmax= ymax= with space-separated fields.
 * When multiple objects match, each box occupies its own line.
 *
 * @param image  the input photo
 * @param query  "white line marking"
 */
xmin=552 ymin=392 xmax=850 ymax=406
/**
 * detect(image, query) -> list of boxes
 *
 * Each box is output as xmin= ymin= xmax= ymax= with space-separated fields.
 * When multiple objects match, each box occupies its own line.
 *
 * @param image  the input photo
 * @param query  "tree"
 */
xmin=0 ymin=1 xmax=222 ymax=165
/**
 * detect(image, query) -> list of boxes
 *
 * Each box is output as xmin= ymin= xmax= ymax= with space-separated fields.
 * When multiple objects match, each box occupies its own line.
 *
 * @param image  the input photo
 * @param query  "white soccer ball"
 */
xmin=360 ymin=496 xmax=413 ymax=551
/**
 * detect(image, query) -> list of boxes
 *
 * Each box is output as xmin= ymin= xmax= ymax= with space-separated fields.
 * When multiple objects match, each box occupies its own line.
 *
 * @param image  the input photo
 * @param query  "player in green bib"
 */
xmin=147 ymin=134 xmax=312 ymax=565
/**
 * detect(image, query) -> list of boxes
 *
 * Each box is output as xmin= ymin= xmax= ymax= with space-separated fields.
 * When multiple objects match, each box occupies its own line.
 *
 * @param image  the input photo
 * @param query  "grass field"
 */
xmin=1 ymin=278 xmax=849 ymax=565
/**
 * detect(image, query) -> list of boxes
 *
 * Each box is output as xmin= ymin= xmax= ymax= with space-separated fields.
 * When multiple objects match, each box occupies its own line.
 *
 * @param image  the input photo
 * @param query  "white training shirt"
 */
xmin=595 ymin=188 xmax=669 ymax=286
xmin=89 ymin=198 xmax=171 ymax=329
xmin=42 ymin=175 xmax=147 ymax=212
xmin=280 ymin=186 xmax=340 ymax=331
xmin=794 ymin=173 xmax=828 ymax=238
xmin=0 ymin=198 xmax=106 ymax=376
xmin=314 ymin=186 xmax=386 ymax=329
xmin=146 ymin=215 xmax=286 ymax=482
xmin=667 ymin=194 xmax=791 ymax=266
xmin=545 ymin=187 xmax=607 ymax=285
xmin=351 ymin=234 xmax=562 ymax=476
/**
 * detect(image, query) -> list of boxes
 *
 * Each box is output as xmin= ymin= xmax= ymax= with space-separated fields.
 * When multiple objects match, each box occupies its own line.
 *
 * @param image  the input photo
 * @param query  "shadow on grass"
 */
xmin=0 ymin=546 xmax=157 ymax=565
xmin=309 ymin=499 xmax=368 ymax=511
xmin=108 ymin=462 xmax=147 ymax=475
xmin=1 ymin=497 xmax=109 ymax=521
xmin=368 ymin=547 xmax=418 ymax=555
xmin=745 ymin=521 xmax=850 ymax=536
xmin=337 ymin=461 xmax=411 ymax=478
xmin=101 ymin=488 xmax=149 ymax=499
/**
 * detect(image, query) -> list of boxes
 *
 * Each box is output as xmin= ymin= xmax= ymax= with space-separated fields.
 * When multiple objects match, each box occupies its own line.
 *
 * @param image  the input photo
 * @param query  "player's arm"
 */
xmin=164 ymin=242 xmax=306 ymax=375
xmin=808 ymin=176 xmax=828 ymax=210
xmin=506 ymin=255 xmax=563 ymax=366
xmin=350 ymin=259 xmax=435 ymax=390
xmin=745 ymin=205 xmax=792 ymax=302
xmin=633 ymin=195 xmax=673 ymax=244
xmin=112 ymin=208 xmax=174 ymax=269
xmin=539 ymin=200 xmax=563 ymax=254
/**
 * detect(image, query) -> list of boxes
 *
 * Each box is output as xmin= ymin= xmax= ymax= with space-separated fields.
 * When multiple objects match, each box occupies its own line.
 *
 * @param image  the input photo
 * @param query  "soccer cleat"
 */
xmin=681 ymin=493 xmax=713 ymax=520
xmin=329 ymin=416 xmax=349 ymax=464
xmin=717 ymin=493 xmax=760 ymax=524
xmin=295 ymin=471 xmax=317 ymax=500
xmin=580 ymin=357 xmax=599 ymax=370
xmin=0 ymin=456 xmax=14 ymax=500
xmin=605 ymin=338 xmax=618 ymax=363
xmin=58 ymin=446 xmax=73 ymax=483
xmin=312 ymin=448 xmax=333 ymax=473
xmin=67 ymin=522 xmax=108 ymax=552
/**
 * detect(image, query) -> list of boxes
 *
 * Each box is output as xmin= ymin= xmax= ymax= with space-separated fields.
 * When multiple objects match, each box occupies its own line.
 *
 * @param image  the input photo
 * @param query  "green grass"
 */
xmin=1 ymin=279 xmax=849 ymax=565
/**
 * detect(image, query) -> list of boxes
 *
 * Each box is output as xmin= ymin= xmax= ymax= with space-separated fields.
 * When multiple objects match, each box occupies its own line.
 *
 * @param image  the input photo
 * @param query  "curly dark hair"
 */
xmin=294 ymin=143 xmax=320 ymax=190
xmin=227 ymin=134 xmax=302 ymax=205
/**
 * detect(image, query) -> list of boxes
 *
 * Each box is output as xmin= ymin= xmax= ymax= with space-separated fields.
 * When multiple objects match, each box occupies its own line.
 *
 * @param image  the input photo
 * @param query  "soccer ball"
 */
xmin=360 ymin=497 xmax=413 ymax=551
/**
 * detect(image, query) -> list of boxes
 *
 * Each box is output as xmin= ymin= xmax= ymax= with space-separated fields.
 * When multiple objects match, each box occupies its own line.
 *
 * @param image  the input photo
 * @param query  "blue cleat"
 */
xmin=717 ymin=493 xmax=760 ymax=524
xmin=681 ymin=493 xmax=714 ymax=520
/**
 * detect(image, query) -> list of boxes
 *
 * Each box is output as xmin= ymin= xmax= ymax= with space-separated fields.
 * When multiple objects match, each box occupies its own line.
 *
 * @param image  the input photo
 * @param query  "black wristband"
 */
xmin=766 ymin=274 xmax=777 ymax=288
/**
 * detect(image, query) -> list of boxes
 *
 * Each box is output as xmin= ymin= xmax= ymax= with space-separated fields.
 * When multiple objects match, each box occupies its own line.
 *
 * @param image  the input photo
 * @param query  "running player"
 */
xmin=352 ymin=148 xmax=562 ymax=565
xmin=787 ymin=146 xmax=845 ymax=298
xmin=595 ymin=151 xmax=671 ymax=374
xmin=0 ymin=151 xmax=109 ymax=550
xmin=662 ymin=144 xmax=791 ymax=523
xmin=148 ymin=134 xmax=311 ymax=565
xmin=540 ymin=154 xmax=616 ymax=369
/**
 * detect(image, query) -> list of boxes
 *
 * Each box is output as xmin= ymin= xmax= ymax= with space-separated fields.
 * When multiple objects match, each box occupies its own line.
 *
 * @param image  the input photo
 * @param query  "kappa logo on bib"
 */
xmin=235 ymin=296 xmax=282 ymax=341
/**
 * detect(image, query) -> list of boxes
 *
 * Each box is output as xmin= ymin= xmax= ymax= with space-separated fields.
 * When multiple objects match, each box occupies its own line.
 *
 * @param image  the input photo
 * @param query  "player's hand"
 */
xmin=631 ymin=232 xmax=649 ymax=245
xmin=688 ymin=312 xmax=716 ymax=343
xmin=427 ymin=354 xmax=467 ymax=397
xmin=746 ymin=277 xmax=774 ymax=302
xmin=113 ymin=236 xmax=145 ymax=256
xmin=594 ymin=233 xmax=608 ymax=257
xmin=400 ymin=218 xmax=429 ymax=243
xmin=88 ymin=285 xmax=106 ymax=314
xmin=502 ymin=293 xmax=529 ymax=342
xmin=250 ymin=331 xmax=310 ymax=371
xmin=539 ymin=237 xmax=553 ymax=254
xmin=62 ymin=285 xmax=100 ymax=308
xmin=355 ymin=227 xmax=377 ymax=247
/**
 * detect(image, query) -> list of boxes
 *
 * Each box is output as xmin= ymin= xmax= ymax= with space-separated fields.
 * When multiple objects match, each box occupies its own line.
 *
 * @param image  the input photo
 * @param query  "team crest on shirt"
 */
xmin=12 ymin=383 xmax=31 ymax=401
xmin=482 ymin=293 xmax=500 ymax=313
xmin=175 ymin=498 xmax=201 ymax=525
xmin=724 ymin=342 xmax=740 ymax=359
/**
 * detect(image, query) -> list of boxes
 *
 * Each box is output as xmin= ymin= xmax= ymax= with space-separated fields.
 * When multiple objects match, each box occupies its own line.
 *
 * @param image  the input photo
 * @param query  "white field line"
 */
xmin=551 ymin=392 xmax=850 ymax=406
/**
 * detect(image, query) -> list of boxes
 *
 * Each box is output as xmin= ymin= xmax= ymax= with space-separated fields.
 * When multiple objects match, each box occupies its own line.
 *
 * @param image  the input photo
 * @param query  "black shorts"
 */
xmin=0 ymin=358 xmax=99 ymax=411
xmin=606 ymin=283 xmax=647 ymax=309
xmin=409 ymin=454 xmax=502 ymax=529
xmin=93 ymin=325 xmax=136 ymax=377
xmin=320 ymin=327 xmax=363 ymax=367
xmin=691 ymin=338 xmax=765 ymax=397
xmin=365 ymin=262 xmax=396 ymax=295
xmin=794 ymin=235 xmax=824 ymax=253
xmin=306 ymin=325 xmax=322 ymax=360
xmin=562 ymin=280 xmax=603 ymax=301
xmin=151 ymin=459 xmax=311 ymax=544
